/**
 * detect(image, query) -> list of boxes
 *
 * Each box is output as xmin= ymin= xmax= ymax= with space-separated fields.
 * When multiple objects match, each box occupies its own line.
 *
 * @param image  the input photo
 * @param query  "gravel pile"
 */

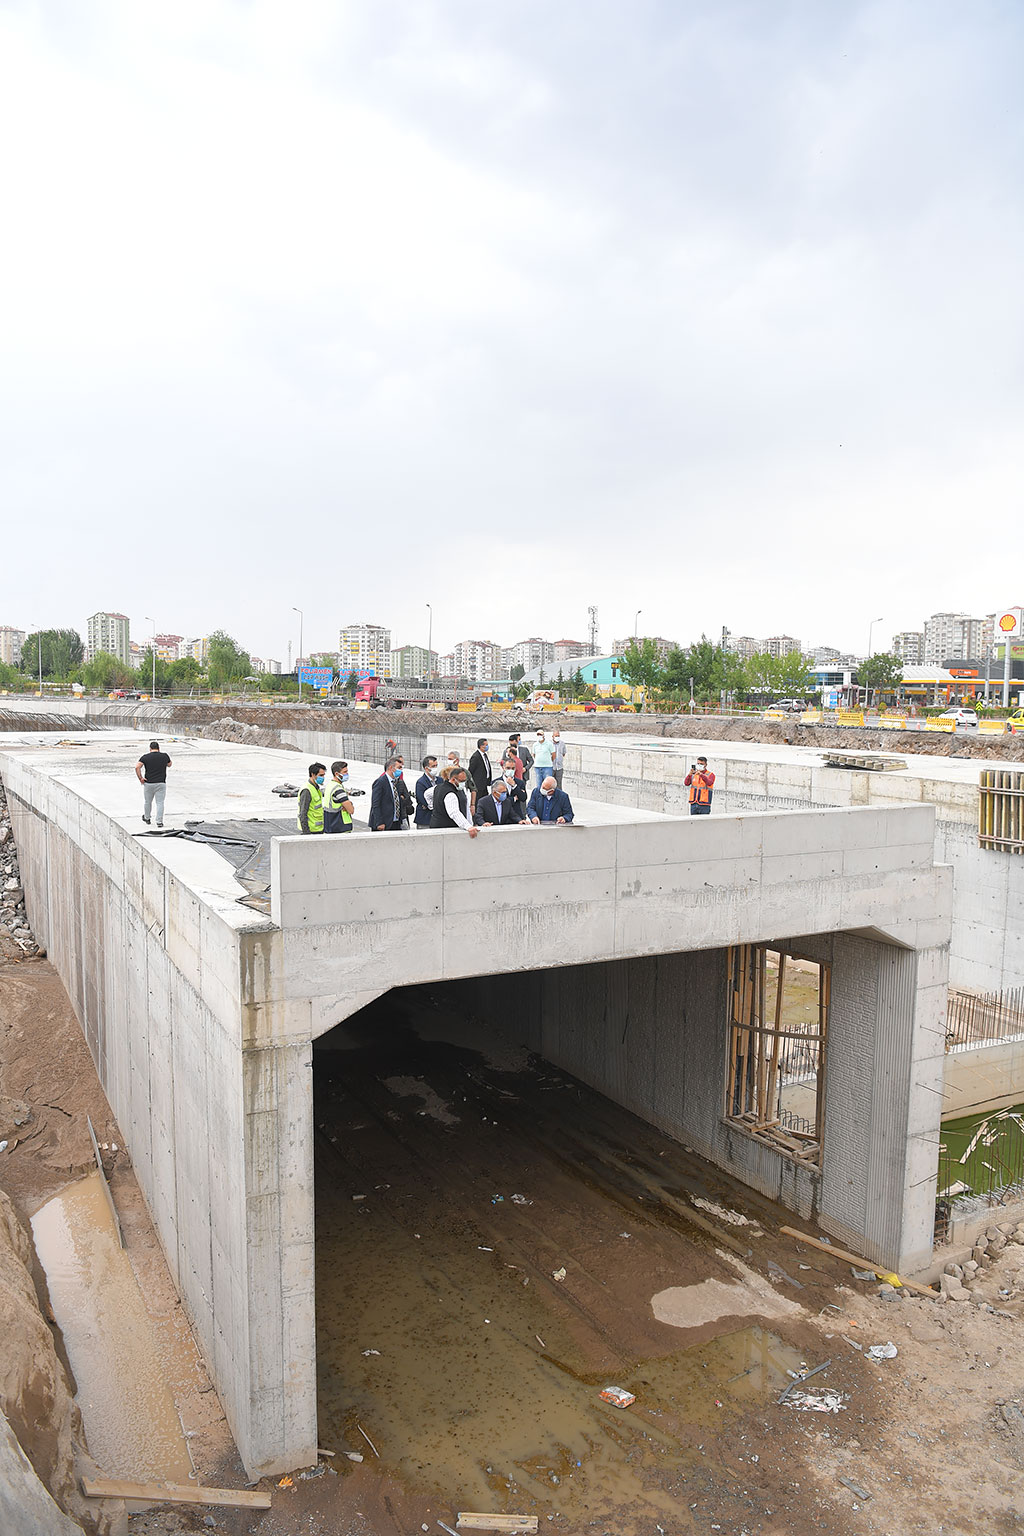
xmin=0 ymin=780 xmax=40 ymax=957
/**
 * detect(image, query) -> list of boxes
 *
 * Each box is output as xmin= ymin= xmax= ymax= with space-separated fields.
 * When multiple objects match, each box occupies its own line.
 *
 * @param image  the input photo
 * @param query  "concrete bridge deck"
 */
xmin=0 ymin=729 xmax=952 ymax=1476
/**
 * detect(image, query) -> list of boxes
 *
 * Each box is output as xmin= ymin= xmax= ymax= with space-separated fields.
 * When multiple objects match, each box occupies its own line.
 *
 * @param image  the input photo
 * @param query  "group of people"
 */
xmin=296 ymin=731 xmax=575 ymax=836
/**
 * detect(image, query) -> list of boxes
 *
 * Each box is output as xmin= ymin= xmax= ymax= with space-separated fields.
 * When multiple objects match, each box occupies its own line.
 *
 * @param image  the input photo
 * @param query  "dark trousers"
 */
xmin=323 ymin=811 xmax=352 ymax=833
xmin=689 ymin=803 xmax=712 ymax=816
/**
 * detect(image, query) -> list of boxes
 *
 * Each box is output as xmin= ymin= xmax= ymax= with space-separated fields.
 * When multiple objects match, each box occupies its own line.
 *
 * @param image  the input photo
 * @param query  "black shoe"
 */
xmin=156 ymin=822 xmax=163 ymax=828
xmin=142 ymin=816 xmax=150 ymax=824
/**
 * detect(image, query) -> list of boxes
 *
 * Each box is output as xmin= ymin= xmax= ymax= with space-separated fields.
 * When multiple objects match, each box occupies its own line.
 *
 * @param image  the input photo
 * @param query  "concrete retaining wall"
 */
xmin=2 ymin=730 xmax=953 ymax=1476
xmin=0 ymin=758 xmax=312 ymax=1482
xmin=944 ymin=1038 xmax=1024 ymax=1117
xmin=447 ymin=931 xmax=944 ymax=1273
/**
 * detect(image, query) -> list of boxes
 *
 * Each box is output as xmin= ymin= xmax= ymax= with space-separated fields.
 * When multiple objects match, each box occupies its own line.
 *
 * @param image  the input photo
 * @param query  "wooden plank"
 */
xmin=457 ymin=1517 xmax=539 ymax=1534
xmin=766 ymin=952 xmax=786 ymax=1122
xmin=778 ymin=1226 xmax=938 ymax=1297
xmin=81 ymin=1477 xmax=271 ymax=1509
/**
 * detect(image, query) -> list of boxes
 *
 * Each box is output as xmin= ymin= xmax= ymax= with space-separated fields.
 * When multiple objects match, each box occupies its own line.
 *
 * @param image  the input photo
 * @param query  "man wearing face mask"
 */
xmin=370 ymin=756 xmax=406 ymax=831
xmin=474 ymin=777 xmax=527 ymax=827
xmin=297 ymin=762 xmax=327 ymax=835
xmin=429 ymin=765 xmax=480 ymax=837
xmin=531 ymin=730 xmax=554 ymax=791
xmin=551 ymin=730 xmax=566 ymax=790
xmin=414 ymin=755 xmax=439 ymax=828
xmin=323 ymin=761 xmax=355 ymax=833
xmin=526 ymin=775 xmax=575 ymax=825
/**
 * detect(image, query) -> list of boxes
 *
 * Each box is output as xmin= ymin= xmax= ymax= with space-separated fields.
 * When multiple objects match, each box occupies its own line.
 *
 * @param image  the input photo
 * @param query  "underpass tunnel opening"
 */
xmin=308 ymin=946 xmax=852 ymax=1517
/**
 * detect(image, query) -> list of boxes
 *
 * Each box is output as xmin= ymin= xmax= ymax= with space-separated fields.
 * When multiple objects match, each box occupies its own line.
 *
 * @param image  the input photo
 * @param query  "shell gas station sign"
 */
xmin=996 ymin=608 xmax=1023 ymax=639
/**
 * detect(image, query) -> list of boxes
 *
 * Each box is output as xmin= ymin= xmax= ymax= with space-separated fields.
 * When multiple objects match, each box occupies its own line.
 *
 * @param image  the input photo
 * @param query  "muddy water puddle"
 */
xmin=31 ymin=1171 xmax=192 ymax=1483
xmin=314 ymin=991 xmax=812 ymax=1524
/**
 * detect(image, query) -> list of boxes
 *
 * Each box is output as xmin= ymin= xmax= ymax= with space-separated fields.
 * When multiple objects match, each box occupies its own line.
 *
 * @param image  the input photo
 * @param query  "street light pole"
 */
xmin=293 ymin=607 xmax=303 ymax=698
xmin=866 ymin=616 xmax=883 ymax=708
xmin=29 ymin=624 xmax=40 ymax=695
xmin=634 ymin=609 xmax=642 ymax=641
xmin=426 ymin=603 xmax=433 ymax=691
xmin=145 ymin=617 xmax=156 ymax=697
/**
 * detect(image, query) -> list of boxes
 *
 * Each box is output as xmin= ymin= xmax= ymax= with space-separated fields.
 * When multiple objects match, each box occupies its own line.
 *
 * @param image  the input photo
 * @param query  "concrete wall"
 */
xmin=3 ymin=732 xmax=953 ymax=1476
xmin=430 ymin=731 xmax=1024 ymax=995
xmin=0 ymin=759 xmax=314 ymax=1482
xmin=944 ymin=1038 xmax=1024 ymax=1117
xmin=446 ymin=930 xmax=944 ymax=1273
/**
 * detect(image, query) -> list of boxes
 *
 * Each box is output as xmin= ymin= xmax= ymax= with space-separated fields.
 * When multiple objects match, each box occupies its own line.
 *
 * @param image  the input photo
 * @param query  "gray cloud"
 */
xmin=1 ymin=0 xmax=1022 ymax=659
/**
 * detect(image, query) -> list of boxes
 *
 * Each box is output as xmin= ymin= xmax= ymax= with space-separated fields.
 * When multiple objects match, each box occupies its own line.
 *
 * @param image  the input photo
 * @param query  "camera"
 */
xmin=690 ymin=764 xmax=696 ymax=772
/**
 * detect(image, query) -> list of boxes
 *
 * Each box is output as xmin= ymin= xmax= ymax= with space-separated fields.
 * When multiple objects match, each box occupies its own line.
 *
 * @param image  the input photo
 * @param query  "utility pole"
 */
xmin=426 ymin=603 xmax=433 ymax=691
xmin=145 ymin=617 xmax=156 ymax=697
xmin=588 ymin=605 xmax=598 ymax=655
xmin=293 ymin=607 xmax=303 ymax=698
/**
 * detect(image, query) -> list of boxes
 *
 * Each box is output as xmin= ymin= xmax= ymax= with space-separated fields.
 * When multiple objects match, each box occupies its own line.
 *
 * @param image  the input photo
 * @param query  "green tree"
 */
xmin=0 ymin=661 xmax=21 ymax=691
xmin=206 ymin=630 xmax=251 ymax=690
xmin=345 ymin=669 xmax=359 ymax=697
xmin=857 ymin=652 xmax=904 ymax=705
xmin=510 ymin=662 xmax=525 ymax=683
xmin=170 ymin=656 xmax=202 ymax=688
xmin=617 ymin=638 xmax=664 ymax=711
xmin=21 ymin=628 xmax=85 ymax=680
xmin=742 ymin=650 xmax=815 ymax=700
xmin=83 ymin=650 xmax=135 ymax=690
xmin=571 ymin=666 xmax=585 ymax=701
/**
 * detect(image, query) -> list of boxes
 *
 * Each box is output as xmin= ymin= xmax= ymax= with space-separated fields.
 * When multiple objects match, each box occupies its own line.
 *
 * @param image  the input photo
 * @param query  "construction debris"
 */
xmin=81 ymin=1476 xmax=271 ymax=1508
xmin=456 ymin=1516 xmax=539 ymax=1533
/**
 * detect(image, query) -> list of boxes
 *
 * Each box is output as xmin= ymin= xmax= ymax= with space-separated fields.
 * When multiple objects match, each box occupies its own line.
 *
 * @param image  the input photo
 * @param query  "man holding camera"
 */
xmin=684 ymin=756 xmax=715 ymax=815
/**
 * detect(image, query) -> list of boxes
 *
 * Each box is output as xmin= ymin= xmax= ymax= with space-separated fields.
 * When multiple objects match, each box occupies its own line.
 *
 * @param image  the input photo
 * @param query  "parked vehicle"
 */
xmin=938 ymin=708 xmax=979 ymax=727
xmin=353 ymin=677 xmax=479 ymax=710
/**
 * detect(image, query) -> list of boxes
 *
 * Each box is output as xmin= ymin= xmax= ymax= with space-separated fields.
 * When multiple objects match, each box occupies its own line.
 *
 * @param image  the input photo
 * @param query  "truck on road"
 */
xmin=354 ymin=677 xmax=480 ymax=710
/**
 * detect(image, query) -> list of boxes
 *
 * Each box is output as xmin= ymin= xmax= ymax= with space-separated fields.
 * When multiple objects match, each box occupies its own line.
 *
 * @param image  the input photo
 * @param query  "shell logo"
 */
xmin=999 ymin=612 xmax=1018 ymax=632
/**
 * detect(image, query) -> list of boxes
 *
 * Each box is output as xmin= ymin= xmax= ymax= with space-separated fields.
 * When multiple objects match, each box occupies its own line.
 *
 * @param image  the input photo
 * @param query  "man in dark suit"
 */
xmin=474 ymin=779 xmax=526 ymax=827
xmin=525 ymin=776 xmax=575 ymax=825
xmin=414 ymin=756 xmax=438 ymax=828
xmin=468 ymin=737 xmax=492 ymax=810
xmin=510 ymin=732 xmax=533 ymax=780
xmin=370 ymin=757 xmax=406 ymax=831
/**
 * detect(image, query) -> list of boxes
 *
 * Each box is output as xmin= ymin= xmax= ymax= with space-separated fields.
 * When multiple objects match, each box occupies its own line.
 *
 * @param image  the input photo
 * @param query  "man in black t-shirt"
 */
xmin=135 ymin=740 xmax=172 ymax=827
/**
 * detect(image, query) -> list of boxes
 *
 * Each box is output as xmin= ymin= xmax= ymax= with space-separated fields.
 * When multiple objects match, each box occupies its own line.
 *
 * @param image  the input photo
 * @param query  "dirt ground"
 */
xmin=5 ymin=948 xmax=1024 ymax=1535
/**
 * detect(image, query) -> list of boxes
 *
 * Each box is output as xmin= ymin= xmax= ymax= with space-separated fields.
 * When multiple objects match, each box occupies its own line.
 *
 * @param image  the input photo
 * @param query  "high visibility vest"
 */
xmin=297 ymin=780 xmax=324 ymax=833
xmin=688 ymin=774 xmax=711 ymax=806
xmin=325 ymin=779 xmax=353 ymax=829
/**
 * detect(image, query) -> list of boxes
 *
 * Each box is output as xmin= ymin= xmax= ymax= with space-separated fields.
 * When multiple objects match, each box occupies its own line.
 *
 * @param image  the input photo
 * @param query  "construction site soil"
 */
xmin=5 ymin=699 xmax=1022 ymax=762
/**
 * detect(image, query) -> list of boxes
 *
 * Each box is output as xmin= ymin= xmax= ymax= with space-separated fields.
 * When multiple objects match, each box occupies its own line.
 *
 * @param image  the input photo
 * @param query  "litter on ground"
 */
xmin=783 ymin=1391 xmax=847 ymax=1413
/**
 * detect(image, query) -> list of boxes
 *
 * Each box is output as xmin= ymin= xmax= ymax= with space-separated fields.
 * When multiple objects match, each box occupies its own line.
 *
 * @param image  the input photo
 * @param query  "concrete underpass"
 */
xmin=0 ymin=730 xmax=952 ymax=1478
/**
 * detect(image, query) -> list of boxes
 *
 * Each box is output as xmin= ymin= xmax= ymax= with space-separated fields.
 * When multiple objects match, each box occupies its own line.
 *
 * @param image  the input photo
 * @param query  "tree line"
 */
xmin=1 ymin=628 xmax=258 ymax=694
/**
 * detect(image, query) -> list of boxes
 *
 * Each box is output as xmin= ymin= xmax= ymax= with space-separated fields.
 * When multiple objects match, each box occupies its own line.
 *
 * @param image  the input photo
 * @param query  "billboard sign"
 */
xmin=297 ymin=666 xmax=333 ymax=688
xmin=996 ymin=608 xmax=1023 ymax=638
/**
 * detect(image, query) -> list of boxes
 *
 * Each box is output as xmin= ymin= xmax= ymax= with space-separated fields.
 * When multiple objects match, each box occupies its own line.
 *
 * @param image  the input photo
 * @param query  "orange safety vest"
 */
xmin=688 ymin=773 xmax=712 ymax=806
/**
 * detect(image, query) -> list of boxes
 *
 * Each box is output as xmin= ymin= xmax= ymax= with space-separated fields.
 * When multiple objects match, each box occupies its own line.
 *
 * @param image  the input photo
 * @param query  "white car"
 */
xmin=938 ymin=708 xmax=979 ymax=727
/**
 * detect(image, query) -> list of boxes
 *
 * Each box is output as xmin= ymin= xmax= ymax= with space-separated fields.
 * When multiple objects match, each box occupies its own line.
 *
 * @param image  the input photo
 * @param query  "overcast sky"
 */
xmin=2 ymin=0 xmax=1022 ymax=662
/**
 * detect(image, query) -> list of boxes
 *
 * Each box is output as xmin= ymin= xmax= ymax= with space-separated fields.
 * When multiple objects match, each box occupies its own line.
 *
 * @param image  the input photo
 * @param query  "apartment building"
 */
xmin=892 ymin=631 xmax=925 ymax=665
xmin=922 ymin=613 xmax=989 ymax=666
xmin=390 ymin=644 xmax=438 ymax=679
xmin=506 ymin=637 xmax=551 ymax=673
xmin=338 ymin=623 xmax=391 ymax=677
xmin=0 ymin=626 xmax=25 ymax=668
xmin=87 ymin=612 xmax=130 ymax=664
xmin=451 ymin=639 xmax=502 ymax=680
